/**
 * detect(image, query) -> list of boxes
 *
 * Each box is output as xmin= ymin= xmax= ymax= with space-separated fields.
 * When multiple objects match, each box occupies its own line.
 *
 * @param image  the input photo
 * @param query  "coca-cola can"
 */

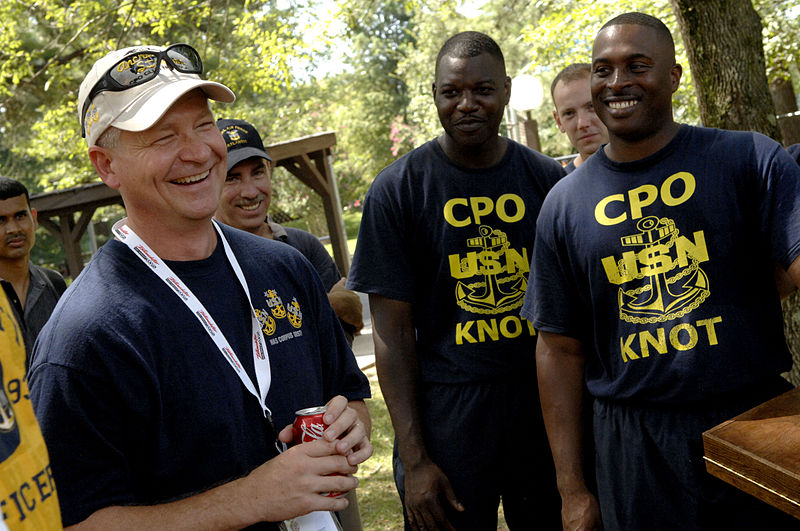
xmin=293 ymin=406 xmax=328 ymax=443
xmin=292 ymin=405 xmax=345 ymax=497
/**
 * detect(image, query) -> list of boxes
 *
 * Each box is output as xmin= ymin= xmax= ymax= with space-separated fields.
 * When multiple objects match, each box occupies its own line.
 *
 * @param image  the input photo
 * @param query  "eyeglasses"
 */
xmin=81 ymin=43 xmax=203 ymax=137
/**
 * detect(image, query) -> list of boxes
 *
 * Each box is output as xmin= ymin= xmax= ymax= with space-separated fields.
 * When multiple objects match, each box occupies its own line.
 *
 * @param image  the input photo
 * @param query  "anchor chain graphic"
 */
xmin=616 ymin=216 xmax=709 ymax=323
xmin=455 ymin=225 xmax=526 ymax=314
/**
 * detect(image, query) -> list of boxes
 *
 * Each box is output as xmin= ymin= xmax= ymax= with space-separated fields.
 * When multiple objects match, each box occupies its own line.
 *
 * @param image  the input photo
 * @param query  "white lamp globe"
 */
xmin=509 ymin=74 xmax=544 ymax=112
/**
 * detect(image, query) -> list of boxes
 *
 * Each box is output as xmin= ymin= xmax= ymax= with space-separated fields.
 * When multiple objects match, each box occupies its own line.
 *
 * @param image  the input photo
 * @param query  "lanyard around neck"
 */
xmin=112 ymin=219 xmax=272 ymax=418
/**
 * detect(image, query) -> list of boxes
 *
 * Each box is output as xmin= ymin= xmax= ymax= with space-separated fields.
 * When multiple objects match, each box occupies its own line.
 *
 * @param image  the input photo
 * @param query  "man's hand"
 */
xmin=404 ymin=459 xmax=464 ymax=531
xmin=277 ymin=395 xmax=374 ymax=467
xmin=244 ymin=395 xmax=373 ymax=523
xmin=327 ymin=278 xmax=364 ymax=333
xmin=561 ymin=488 xmax=603 ymax=531
xmin=242 ymin=437 xmax=359 ymax=522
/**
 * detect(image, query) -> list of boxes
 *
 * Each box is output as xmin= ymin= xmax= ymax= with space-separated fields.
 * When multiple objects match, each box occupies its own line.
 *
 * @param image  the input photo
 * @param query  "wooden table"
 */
xmin=703 ymin=387 xmax=800 ymax=519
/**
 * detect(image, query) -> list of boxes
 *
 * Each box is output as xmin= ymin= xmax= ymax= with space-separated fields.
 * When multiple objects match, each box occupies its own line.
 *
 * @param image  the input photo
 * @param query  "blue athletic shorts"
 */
xmin=393 ymin=369 xmax=562 ymax=530
xmin=593 ymin=378 xmax=797 ymax=530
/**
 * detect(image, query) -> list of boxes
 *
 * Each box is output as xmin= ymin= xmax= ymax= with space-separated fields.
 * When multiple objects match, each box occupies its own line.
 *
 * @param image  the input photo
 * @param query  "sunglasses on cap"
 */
xmin=81 ymin=43 xmax=203 ymax=137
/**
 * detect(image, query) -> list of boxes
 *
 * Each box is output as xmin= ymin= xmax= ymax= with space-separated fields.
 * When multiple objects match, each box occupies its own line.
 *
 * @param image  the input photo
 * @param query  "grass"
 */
xmin=356 ymin=367 xmax=405 ymax=530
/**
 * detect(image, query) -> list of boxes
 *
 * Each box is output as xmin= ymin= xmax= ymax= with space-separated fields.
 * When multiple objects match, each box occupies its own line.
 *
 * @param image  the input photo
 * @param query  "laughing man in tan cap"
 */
xmin=28 ymin=44 xmax=372 ymax=530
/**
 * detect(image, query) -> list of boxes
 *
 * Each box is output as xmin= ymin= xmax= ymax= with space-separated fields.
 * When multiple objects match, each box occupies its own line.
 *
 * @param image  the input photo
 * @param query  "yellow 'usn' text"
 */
xmin=448 ymin=248 xmax=529 ymax=279
xmin=602 ymin=230 xmax=708 ymax=284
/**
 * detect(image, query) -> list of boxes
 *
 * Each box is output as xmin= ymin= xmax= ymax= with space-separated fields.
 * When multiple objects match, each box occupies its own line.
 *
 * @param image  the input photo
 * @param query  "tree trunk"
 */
xmin=670 ymin=0 xmax=799 ymax=386
xmin=771 ymin=76 xmax=800 ymax=146
xmin=669 ymin=0 xmax=782 ymax=140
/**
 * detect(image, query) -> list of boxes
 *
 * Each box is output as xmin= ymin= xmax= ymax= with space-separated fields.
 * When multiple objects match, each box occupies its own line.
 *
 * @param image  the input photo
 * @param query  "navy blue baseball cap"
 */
xmin=217 ymin=118 xmax=272 ymax=171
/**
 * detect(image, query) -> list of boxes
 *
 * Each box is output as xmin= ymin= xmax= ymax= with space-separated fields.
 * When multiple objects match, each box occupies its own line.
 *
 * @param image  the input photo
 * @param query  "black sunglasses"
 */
xmin=81 ymin=43 xmax=203 ymax=137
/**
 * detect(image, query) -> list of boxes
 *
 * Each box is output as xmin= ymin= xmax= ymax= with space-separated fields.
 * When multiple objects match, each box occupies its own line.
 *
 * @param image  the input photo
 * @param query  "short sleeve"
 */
xmin=347 ymin=170 xmax=416 ymax=302
xmin=522 ymin=191 xmax=587 ymax=339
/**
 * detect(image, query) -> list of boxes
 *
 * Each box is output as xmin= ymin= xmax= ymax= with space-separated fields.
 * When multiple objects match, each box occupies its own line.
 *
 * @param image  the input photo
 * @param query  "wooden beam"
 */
xmin=277 ymin=153 xmax=330 ymax=196
xmin=38 ymin=218 xmax=61 ymax=238
xmin=56 ymin=207 xmax=96 ymax=278
xmin=266 ymin=132 xmax=336 ymax=162
xmin=319 ymin=158 xmax=349 ymax=275
xmin=59 ymin=215 xmax=83 ymax=278
xmin=73 ymin=209 xmax=95 ymax=241
xmin=31 ymin=182 xmax=123 ymax=218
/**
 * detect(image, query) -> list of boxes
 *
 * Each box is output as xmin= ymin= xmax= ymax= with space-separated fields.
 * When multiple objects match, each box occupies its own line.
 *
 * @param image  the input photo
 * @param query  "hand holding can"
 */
xmin=293 ymin=405 xmax=346 ymax=497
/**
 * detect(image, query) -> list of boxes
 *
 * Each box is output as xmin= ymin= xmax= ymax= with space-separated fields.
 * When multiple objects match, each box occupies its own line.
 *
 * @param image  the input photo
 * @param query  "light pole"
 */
xmin=509 ymin=74 xmax=544 ymax=151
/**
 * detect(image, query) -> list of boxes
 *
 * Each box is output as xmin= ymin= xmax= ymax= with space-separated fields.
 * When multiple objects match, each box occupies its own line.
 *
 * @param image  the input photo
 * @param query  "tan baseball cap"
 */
xmin=79 ymin=45 xmax=235 ymax=146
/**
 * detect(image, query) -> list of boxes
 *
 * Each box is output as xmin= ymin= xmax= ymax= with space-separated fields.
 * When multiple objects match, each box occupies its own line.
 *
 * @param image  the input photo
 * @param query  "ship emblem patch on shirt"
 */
xmin=255 ymin=308 xmax=277 ymax=336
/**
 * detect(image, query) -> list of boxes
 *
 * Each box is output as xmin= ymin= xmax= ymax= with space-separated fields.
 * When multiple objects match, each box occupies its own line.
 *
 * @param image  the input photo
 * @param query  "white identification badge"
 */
xmin=281 ymin=510 xmax=342 ymax=531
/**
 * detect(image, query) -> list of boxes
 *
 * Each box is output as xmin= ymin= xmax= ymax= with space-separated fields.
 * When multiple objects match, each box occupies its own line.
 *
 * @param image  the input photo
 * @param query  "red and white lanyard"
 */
xmin=112 ymin=219 xmax=272 ymax=418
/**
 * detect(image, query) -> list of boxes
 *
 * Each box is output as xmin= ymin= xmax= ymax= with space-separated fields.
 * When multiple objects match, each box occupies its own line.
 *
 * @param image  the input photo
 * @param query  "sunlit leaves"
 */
xmin=0 ymin=0 xmax=309 ymax=190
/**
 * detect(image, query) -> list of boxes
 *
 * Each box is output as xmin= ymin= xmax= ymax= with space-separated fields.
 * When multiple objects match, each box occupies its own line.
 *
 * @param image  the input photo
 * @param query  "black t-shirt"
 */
xmin=348 ymin=138 xmax=564 ymax=383
xmin=524 ymin=125 xmax=800 ymax=404
xmin=29 ymin=225 xmax=369 ymax=526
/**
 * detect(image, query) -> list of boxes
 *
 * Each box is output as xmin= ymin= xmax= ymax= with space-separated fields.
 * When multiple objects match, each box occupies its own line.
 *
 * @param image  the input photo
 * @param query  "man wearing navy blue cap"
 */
xmin=215 ymin=118 xmax=364 ymax=345
xmin=216 ymin=118 xmax=367 ymax=530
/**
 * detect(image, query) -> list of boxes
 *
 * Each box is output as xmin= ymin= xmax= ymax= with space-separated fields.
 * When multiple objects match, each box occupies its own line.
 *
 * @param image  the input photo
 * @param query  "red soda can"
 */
xmin=292 ymin=405 xmax=345 ymax=497
xmin=293 ymin=406 xmax=328 ymax=443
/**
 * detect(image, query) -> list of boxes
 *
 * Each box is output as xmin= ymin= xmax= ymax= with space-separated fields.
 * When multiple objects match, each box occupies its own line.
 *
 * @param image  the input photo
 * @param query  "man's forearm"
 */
xmin=536 ymin=332 xmax=590 ymax=495
xmin=65 ymin=435 xmax=362 ymax=530
xmin=65 ymin=475 xmax=261 ymax=531
xmin=375 ymin=341 xmax=429 ymax=466
xmin=369 ymin=295 xmax=429 ymax=468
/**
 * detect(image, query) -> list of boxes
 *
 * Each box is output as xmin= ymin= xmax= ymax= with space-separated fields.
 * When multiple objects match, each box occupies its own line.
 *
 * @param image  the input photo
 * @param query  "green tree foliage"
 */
xmin=327 ymin=0 xmax=415 ymax=200
xmin=0 ymin=0 xmax=308 ymax=193
xmin=1 ymin=0 xmax=314 ymax=271
xmin=755 ymin=0 xmax=800 ymax=83
xmin=223 ymin=0 xmax=419 ymax=224
xmin=3 ymin=0 xmax=798 ymax=222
